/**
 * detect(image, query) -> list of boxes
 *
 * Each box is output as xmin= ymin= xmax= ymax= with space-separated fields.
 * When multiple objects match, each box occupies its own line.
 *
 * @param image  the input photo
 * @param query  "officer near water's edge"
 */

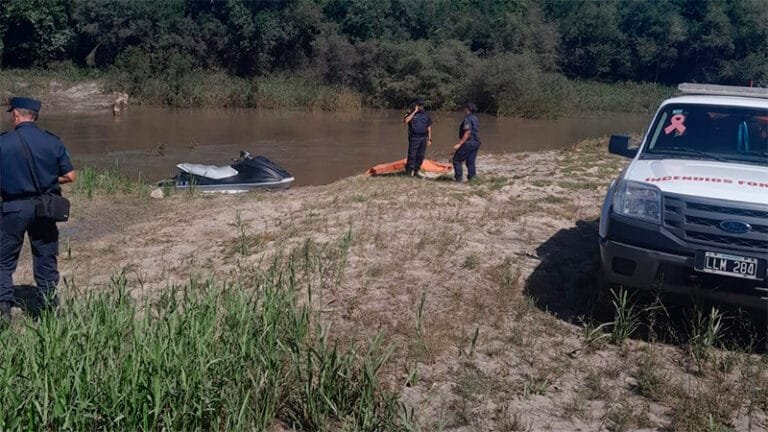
xmin=452 ymin=102 xmax=481 ymax=182
xmin=402 ymin=97 xmax=433 ymax=177
xmin=0 ymin=97 xmax=76 ymax=326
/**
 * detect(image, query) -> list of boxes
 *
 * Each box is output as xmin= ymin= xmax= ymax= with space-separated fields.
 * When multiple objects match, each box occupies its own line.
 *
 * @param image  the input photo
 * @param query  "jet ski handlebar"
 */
xmin=237 ymin=150 xmax=253 ymax=162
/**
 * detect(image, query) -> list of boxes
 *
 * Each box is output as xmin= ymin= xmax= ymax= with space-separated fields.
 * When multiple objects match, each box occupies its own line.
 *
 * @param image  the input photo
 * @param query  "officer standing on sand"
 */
xmin=402 ymin=98 xmax=433 ymax=177
xmin=0 ymin=97 xmax=76 ymax=326
xmin=452 ymin=102 xmax=481 ymax=182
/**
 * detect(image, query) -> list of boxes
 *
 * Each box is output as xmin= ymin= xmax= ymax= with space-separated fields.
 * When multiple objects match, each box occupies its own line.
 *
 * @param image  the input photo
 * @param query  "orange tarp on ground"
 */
xmin=365 ymin=159 xmax=453 ymax=176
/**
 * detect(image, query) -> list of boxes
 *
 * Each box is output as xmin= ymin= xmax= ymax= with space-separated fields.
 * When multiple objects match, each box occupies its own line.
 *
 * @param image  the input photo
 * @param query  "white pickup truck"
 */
xmin=599 ymin=83 xmax=768 ymax=308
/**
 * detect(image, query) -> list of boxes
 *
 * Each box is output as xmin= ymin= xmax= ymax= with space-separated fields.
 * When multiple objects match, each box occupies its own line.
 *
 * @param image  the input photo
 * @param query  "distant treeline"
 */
xmin=1 ymin=0 xmax=765 ymax=115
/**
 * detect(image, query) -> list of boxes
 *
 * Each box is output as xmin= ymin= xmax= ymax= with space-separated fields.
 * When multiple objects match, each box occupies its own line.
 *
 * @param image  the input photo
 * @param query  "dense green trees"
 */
xmin=543 ymin=0 xmax=768 ymax=85
xmin=0 ymin=0 xmax=765 ymax=112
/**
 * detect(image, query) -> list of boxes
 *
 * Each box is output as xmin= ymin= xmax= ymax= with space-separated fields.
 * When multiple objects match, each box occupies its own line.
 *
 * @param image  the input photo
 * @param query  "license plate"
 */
xmin=695 ymin=252 xmax=762 ymax=280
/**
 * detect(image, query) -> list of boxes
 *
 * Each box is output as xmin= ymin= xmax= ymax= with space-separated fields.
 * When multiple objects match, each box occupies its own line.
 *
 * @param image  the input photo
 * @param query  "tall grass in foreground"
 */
xmin=0 ymin=261 xmax=407 ymax=431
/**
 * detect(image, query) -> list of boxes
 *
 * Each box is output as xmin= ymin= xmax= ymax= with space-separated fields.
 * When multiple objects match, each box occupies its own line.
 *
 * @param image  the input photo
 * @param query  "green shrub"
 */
xmin=463 ymin=52 xmax=571 ymax=118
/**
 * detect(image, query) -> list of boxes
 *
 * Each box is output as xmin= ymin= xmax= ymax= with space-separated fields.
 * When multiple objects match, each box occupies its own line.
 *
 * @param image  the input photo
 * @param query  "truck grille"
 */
xmin=664 ymin=194 xmax=768 ymax=253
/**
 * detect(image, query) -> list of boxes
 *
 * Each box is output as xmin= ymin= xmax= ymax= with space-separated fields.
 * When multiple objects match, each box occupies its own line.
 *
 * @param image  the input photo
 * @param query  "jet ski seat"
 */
xmin=176 ymin=163 xmax=238 ymax=180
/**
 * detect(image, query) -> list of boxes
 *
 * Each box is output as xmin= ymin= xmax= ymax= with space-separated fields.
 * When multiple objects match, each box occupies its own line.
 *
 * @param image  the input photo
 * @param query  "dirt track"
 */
xmin=12 ymin=139 xmax=768 ymax=431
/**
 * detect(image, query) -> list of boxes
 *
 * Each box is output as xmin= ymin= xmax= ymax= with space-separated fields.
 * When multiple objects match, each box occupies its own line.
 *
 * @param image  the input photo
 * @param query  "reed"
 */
xmin=566 ymin=80 xmax=677 ymax=114
xmin=103 ymin=67 xmax=364 ymax=112
xmin=73 ymin=166 xmax=150 ymax=199
xmin=252 ymin=76 xmax=364 ymax=112
xmin=0 ymin=257 xmax=407 ymax=431
xmin=3 ymin=67 xmax=673 ymax=118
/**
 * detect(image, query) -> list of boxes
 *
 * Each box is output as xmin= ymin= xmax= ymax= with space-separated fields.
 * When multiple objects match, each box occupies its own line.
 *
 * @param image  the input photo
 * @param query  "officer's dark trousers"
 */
xmin=0 ymin=200 xmax=59 ymax=303
xmin=453 ymin=141 xmax=480 ymax=181
xmin=406 ymin=136 xmax=427 ymax=174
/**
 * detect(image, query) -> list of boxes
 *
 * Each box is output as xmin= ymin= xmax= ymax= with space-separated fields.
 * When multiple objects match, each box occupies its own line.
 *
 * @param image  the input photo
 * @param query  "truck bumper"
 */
xmin=600 ymin=238 xmax=768 ymax=310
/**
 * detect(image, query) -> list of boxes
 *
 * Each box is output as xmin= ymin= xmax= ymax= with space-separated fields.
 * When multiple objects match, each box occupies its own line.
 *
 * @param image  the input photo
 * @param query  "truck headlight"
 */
xmin=612 ymin=181 xmax=661 ymax=223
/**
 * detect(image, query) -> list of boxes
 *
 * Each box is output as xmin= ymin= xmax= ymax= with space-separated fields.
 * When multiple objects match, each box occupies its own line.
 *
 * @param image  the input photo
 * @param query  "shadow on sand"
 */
xmin=368 ymin=172 xmax=456 ymax=182
xmin=524 ymin=219 xmax=768 ymax=352
xmin=524 ymin=219 xmax=603 ymax=322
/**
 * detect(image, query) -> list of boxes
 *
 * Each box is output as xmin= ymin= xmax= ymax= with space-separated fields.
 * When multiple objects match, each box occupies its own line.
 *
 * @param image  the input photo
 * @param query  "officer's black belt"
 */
xmin=1 ymin=199 xmax=37 ymax=213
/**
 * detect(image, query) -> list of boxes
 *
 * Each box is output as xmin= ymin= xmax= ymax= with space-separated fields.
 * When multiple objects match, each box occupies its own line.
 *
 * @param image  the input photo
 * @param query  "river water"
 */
xmin=28 ymin=108 xmax=647 ymax=186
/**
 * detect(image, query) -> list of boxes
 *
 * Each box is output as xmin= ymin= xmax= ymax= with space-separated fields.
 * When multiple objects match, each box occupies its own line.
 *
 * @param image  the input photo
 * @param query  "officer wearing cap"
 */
xmin=402 ymin=97 xmax=433 ymax=177
xmin=0 ymin=97 xmax=76 ymax=326
xmin=452 ymin=102 xmax=481 ymax=182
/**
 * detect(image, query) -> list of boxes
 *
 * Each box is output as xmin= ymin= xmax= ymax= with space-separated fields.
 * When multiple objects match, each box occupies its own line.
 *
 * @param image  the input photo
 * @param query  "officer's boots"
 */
xmin=0 ymin=301 xmax=12 ymax=329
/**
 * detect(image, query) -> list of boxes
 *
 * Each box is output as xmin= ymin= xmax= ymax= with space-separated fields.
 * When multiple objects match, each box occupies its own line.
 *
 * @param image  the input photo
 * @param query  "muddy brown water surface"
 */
xmin=34 ymin=107 xmax=646 ymax=186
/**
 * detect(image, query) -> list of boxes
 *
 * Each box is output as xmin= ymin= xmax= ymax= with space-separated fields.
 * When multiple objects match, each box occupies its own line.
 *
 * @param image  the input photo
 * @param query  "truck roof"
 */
xmin=661 ymin=95 xmax=768 ymax=109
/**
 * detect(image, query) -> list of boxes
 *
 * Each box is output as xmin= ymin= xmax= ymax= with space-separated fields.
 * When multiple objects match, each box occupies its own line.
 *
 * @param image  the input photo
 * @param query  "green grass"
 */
xmin=234 ymin=210 xmax=251 ymax=256
xmin=543 ymin=195 xmax=568 ymax=204
xmin=73 ymin=166 xmax=151 ymax=199
xmin=557 ymin=181 xmax=603 ymax=191
xmin=105 ymin=67 xmax=364 ymax=112
xmin=462 ymin=254 xmax=480 ymax=270
xmin=252 ymin=76 xmax=363 ymax=111
xmin=0 ymin=257 xmax=408 ymax=431
xmin=609 ymin=288 xmax=641 ymax=345
xmin=567 ymin=80 xmax=677 ymax=114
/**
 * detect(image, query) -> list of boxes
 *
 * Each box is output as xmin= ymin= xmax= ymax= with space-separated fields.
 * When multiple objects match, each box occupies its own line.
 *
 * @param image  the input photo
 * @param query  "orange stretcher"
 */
xmin=365 ymin=159 xmax=453 ymax=176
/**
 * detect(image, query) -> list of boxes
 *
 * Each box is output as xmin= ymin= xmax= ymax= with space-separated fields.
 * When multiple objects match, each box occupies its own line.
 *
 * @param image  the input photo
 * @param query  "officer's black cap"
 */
xmin=463 ymin=102 xmax=477 ymax=113
xmin=6 ymin=97 xmax=42 ymax=113
xmin=413 ymin=98 xmax=426 ymax=106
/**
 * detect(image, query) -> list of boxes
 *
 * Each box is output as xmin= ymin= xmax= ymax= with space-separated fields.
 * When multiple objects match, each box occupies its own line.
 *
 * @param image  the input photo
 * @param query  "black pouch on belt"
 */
xmin=36 ymin=193 xmax=70 ymax=222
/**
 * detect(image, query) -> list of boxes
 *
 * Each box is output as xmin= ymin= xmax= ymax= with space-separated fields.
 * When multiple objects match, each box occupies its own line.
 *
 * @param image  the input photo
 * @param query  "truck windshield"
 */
xmin=643 ymin=103 xmax=768 ymax=166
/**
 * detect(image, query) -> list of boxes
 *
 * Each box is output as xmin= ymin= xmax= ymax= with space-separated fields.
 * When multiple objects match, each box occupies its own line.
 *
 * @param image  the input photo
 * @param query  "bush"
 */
xmin=463 ymin=53 xmax=571 ymax=118
xmin=352 ymin=40 xmax=473 ymax=110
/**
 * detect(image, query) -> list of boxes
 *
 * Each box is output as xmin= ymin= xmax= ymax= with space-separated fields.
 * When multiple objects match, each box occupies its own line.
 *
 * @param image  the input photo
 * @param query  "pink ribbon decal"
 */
xmin=664 ymin=114 xmax=686 ymax=135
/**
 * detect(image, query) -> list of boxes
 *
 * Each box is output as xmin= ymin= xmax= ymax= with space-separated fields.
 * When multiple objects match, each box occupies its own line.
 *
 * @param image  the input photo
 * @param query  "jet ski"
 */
xmin=161 ymin=151 xmax=294 ymax=193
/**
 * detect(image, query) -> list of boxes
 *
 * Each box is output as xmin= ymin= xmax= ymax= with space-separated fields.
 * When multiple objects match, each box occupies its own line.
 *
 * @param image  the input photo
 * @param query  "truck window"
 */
xmin=644 ymin=104 xmax=768 ymax=166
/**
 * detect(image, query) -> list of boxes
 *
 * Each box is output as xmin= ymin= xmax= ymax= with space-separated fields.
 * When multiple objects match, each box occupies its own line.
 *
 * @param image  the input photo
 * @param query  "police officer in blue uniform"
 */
xmin=0 ymin=97 xmax=76 ymax=325
xmin=402 ymin=98 xmax=433 ymax=177
xmin=452 ymin=102 xmax=481 ymax=182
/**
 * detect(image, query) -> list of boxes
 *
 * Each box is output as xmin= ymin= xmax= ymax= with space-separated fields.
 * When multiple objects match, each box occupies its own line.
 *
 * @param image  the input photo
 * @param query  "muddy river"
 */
xmin=30 ymin=108 xmax=647 ymax=186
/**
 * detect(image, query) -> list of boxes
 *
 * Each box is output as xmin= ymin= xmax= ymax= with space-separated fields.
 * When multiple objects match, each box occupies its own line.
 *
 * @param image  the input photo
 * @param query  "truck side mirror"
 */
xmin=609 ymin=135 xmax=638 ymax=158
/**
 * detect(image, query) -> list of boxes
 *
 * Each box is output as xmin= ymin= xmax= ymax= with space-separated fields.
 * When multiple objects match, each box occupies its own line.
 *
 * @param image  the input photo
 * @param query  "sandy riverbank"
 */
xmin=1 ymin=78 xmax=117 ymax=113
xmin=10 ymin=139 xmax=768 ymax=431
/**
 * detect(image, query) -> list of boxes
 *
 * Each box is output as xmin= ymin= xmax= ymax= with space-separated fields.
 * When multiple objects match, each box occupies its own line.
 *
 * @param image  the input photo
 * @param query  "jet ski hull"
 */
xmin=159 ymin=152 xmax=294 ymax=193
xmin=169 ymin=177 xmax=294 ymax=193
